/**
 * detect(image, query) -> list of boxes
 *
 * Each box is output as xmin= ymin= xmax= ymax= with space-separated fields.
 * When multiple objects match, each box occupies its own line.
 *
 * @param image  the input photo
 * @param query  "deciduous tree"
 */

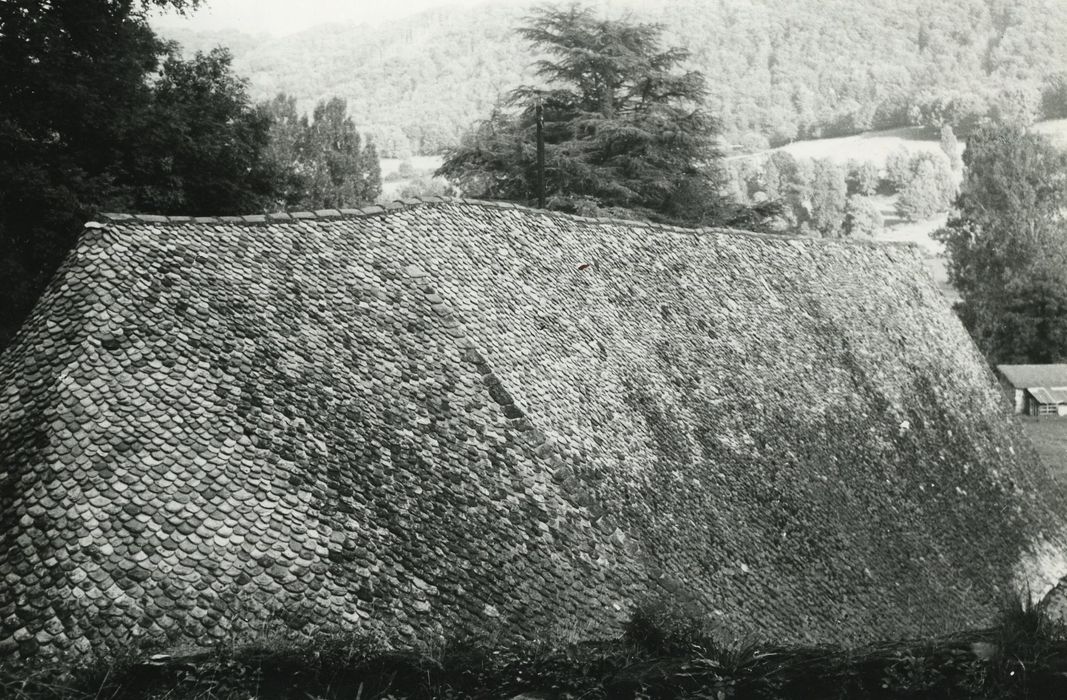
xmin=934 ymin=123 xmax=1067 ymax=363
xmin=262 ymin=95 xmax=383 ymax=210
xmin=130 ymin=48 xmax=283 ymax=215
xmin=843 ymin=196 xmax=884 ymax=237
xmin=847 ymin=159 xmax=880 ymax=196
xmin=809 ymin=159 xmax=847 ymax=236
xmin=0 ymin=0 xmax=280 ymax=348
xmin=299 ymin=98 xmax=382 ymax=209
xmin=896 ymin=159 xmax=944 ymax=221
xmin=885 ymin=146 xmax=913 ymax=192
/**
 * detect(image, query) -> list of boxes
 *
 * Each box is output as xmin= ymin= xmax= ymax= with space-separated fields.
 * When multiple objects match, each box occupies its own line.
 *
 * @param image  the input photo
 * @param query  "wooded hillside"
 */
xmin=157 ymin=0 xmax=1067 ymax=155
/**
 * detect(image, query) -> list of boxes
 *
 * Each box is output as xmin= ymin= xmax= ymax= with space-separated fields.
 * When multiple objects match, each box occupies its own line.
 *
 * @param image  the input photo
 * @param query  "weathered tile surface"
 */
xmin=1 ymin=199 xmax=1065 ymax=667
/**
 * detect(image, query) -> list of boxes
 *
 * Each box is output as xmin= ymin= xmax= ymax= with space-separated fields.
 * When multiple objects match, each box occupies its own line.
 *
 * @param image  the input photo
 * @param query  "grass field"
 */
xmin=378 ymin=156 xmax=445 ymax=201
xmin=1019 ymin=417 xmax=1067 ymax=481
xmin=1033 ymin=118 xmax=1067 ymax=149
xmin=728 ymin=125 xmax=951 ymax=168
xmin=379 ymin=155 xmax=444 ymax=178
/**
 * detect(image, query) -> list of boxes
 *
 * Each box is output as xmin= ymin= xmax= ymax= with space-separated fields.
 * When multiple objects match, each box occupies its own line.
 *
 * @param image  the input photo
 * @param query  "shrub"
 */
xmin=623 ymin=595 xmax=713 ymax=655
xmin=991 ymin=589 xmax=1067 ymax=669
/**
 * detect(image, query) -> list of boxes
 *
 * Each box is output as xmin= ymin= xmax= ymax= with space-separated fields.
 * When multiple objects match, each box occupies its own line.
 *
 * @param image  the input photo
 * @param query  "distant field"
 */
xmin=380 ymin=155 xmax=444 ymax=178
xmin=742 ymin=126 xmax=950 ymax=168
xmin=727 ymin=117 xmax=1067 ymax=168
xmin=723 ymin=125 xmax=954 ymax=170
xmin=1033 ymin=118 xmax=1067 ymax=148
xmin=379 ymin=156 xmax=445 ymax=201
xmin=1019 ymin=417 xmax=1067 ymax=481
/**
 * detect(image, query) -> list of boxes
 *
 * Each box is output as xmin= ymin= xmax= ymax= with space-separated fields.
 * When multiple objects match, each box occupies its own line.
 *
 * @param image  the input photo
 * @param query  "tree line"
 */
xmin=720 ymin=136 xmax=961 ymax=238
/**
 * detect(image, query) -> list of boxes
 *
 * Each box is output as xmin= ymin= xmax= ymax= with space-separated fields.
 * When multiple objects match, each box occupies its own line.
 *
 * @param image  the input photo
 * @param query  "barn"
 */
xmin=996 ymin=364 xmax=1067 ymax=416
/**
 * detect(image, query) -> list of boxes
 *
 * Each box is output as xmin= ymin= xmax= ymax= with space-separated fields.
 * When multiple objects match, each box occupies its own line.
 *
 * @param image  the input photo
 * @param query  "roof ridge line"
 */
xmin=91 ymin=196 xmax=919 ymax=249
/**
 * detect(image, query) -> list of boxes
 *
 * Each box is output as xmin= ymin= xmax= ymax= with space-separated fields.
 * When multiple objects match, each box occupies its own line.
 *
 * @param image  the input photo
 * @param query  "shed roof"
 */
xmin=1028 ymin=387 xmax=1067 ymax=405
xmin=1 ymin=197 xmax=1065 ymax=667
xmin=997 ymin=364 xmax=1067 ymax=389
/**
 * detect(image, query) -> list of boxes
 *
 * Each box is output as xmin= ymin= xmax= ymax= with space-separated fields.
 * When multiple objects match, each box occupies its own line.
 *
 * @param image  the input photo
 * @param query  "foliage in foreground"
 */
xmin=4 ymin=592 xmax=1067 ymax=699
xmin=0 ymin=0 xmax=285 ymax=350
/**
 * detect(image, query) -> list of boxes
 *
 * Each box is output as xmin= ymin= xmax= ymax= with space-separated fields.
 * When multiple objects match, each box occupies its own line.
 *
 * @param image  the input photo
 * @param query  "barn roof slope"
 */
xmin=997 ymin=364 xmax=1067 ymax=389
xmin=2 ymin=197 xmax=1066 ymax=666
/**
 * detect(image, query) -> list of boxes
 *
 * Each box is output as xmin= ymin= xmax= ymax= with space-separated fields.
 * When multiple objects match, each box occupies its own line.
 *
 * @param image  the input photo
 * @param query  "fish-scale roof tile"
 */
xmin=1 ymin=198 xmax=1066 ymax=669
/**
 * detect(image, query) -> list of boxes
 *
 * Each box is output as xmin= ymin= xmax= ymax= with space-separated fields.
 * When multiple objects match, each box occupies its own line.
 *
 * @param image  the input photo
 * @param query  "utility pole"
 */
xmin=536 ymin=97 xmax=546 ymax=209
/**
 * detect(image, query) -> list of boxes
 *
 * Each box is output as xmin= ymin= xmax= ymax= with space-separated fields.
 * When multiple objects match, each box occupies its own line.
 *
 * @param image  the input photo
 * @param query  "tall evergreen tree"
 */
xmin=940 ymin=123 xmax=963 ymax=171
xmin=437 ymin=5 xmax=773 ymax=229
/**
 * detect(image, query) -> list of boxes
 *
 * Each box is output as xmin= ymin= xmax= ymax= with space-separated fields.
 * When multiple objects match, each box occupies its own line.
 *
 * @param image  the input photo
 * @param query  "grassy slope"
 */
xmin=1020 ymin=418 xmax=1067 ymax=482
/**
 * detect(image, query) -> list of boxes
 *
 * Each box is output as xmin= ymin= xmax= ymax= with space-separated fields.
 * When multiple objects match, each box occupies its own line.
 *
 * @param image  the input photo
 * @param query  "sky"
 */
xmin=151 ymin=0 xmax=496 ymax=35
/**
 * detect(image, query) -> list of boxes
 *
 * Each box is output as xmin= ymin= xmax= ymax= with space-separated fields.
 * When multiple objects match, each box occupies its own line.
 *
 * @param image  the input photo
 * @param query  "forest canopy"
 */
xmin=161 ymin=0 xmax=1067 ymax=156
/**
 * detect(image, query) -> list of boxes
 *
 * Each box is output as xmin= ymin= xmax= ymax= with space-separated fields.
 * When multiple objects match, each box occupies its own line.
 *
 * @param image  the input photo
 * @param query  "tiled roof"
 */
xmin=997 ymin=364 xmax=1067 ymax=389
xmin=2 ymin=197 xmax=1066 ymax=667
